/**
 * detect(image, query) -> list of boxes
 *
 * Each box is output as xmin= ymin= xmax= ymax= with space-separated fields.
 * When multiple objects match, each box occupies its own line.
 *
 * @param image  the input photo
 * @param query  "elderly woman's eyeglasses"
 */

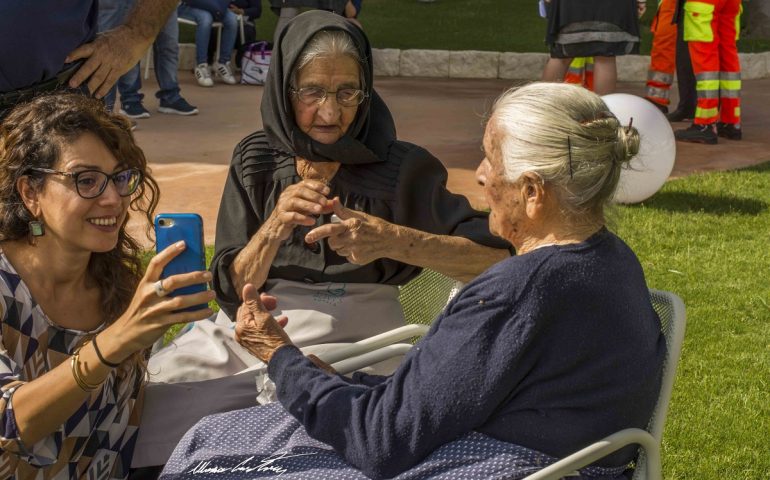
xmin=290 ymin=86 xmax=368 ymax=107
xmin=29 ymin=167 xmax=143 ymax=199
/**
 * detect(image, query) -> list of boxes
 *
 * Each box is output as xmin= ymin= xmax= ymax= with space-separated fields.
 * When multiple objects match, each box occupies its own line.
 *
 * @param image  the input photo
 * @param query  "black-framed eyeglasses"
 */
xmin=28 ymin=167 xmax=143 ymax=199
xmin=290 ymin=86 xmax=368 ymax=107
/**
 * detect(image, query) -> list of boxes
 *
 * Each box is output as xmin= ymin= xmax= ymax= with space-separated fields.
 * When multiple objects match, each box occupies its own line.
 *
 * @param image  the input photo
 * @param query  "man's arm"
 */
xmin=66 ymin=0 xmax=178 ymax=97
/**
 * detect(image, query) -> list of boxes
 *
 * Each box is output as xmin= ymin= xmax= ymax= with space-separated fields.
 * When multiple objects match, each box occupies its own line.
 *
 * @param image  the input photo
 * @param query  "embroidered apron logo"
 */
xmin=312 ymin=283 xmax=347 ymax=306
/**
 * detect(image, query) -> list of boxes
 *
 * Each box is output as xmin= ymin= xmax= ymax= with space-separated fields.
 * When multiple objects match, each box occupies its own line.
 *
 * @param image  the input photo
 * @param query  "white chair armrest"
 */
xmin=332 ymin=344 xmax=414 ymax=375
xmin=314 ymin=324 xmax=429 ymax=365
xmin=522 ymin=428 xmax=660 ymax=480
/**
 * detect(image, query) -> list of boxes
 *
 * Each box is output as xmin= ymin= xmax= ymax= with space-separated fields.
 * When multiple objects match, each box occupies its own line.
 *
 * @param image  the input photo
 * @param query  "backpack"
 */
xmin=240 ymin=41 xmax=271 ymax=85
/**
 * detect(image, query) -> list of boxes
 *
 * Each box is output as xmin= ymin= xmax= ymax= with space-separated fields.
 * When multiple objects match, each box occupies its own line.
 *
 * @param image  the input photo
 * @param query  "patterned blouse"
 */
xmin=0 ymin=253 xmax=143 ymax=479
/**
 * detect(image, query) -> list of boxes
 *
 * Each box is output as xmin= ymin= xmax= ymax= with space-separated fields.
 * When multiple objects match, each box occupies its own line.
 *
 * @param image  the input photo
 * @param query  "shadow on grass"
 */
xmin=629 ymin=191 xmax=768 ymax=215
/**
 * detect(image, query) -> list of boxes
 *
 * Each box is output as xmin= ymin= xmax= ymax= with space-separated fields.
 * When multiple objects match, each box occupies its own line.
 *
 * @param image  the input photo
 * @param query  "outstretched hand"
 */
xmin=234 ymin=284 xmax=291 ymax=363
xmin=305 ymin=197 xmax=396 ymax=265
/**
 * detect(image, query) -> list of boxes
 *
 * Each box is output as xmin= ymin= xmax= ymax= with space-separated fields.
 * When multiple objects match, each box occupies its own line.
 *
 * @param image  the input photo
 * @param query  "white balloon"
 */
xmin=601 ymin=93 xmax=676 ymax=204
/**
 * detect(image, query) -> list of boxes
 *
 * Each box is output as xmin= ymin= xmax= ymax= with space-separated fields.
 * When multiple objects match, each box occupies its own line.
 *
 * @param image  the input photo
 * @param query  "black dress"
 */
xmin=211 ymin=132 xmax=509 ymax=318
xmin=546 ymin=0 xmax=641 ymax=58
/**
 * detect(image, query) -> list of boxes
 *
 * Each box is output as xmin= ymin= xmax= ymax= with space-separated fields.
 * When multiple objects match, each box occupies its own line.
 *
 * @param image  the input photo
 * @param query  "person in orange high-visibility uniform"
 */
xmin=675 ymin=0 xmax=742 ymax=144
xmin=645 ymin=0 xmax=678 ymax=113
xmin=564 ymin=57 xmax=595 ymax=90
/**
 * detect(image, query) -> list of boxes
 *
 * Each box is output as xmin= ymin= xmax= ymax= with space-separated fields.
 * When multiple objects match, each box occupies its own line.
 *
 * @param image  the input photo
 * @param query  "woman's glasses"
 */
xmin=29 ymin=167 xmax=143 ymax=199
xmin=290 ymin=86 xmax=368 ymax=107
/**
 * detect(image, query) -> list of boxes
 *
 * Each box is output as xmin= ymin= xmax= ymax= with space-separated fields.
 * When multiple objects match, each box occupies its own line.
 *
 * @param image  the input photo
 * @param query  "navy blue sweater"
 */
xmin=268 ymin=228 xmax=666 ymax=479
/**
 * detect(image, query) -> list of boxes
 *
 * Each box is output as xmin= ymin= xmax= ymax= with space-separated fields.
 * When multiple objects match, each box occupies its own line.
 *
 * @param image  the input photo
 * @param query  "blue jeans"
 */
xmin=120 ymin=10 xmax=182 ymax=106
xmin=97 ymin=0 xmax=134 ymax=110
xmin=98 ymin=0 xmax=183 ymax=108
xmin=178 ymin=4 xmax=237 ymax=65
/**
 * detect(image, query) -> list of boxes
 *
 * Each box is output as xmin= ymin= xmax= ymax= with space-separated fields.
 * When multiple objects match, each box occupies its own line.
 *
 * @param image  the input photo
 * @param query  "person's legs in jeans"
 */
xmin=97 ymin=0 xmax=134 ymax=110
xmin=153 ymin=9 xmax=183 ymax=105
xmin=178 ymin=5 xmax=213 ymax=65
xmin=217 ymin=10 xmax=239 ymax=65
xmin=115 ymin=64 xmax=151 ymax=118
xmin=118 ymin=64 xmax=145 ymax=106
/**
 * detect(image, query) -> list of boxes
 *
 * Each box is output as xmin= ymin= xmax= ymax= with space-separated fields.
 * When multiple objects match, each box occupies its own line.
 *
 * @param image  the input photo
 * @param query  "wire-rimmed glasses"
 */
xmin=290 ymin=86 xmax=368 ymax=107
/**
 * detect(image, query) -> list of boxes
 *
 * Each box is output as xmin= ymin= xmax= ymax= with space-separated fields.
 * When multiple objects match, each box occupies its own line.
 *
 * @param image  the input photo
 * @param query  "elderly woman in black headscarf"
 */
xmin=210 ymin=11 xmax=509 ymax=347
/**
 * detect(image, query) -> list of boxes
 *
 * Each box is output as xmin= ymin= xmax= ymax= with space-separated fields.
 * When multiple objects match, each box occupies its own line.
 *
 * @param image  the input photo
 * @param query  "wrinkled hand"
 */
xmin=263 ymin=180 xmax=333 ymax=242
xmin=229 ymin=5 xmax=245 ymax=15
xmin=305 ymin=198 xmax=395 ymax=265
xmin=235 ymin=284 xmax=292 ymax=363
xmin=66 ymin=26 xmax=151 ymax=98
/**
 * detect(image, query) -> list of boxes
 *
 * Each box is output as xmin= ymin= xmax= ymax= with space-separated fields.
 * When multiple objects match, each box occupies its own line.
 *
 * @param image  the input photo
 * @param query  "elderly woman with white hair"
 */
xmin=160 ymin=82 xmax=667 ymax=480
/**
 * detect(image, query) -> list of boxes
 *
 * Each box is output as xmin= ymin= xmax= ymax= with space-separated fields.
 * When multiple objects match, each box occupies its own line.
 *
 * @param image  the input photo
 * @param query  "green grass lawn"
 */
xmin=181 ymin=0 xmax=768 ymax=53
xmin=612 ymin=163 xmax=770 ymax=479
xmin=158 ymin=162 xmax=769 ymax=478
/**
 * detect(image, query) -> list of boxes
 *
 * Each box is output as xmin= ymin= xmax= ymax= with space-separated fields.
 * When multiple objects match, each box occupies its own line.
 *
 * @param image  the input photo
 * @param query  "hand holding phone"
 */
xmin=154 ymin=213 xmax=208 ymax=311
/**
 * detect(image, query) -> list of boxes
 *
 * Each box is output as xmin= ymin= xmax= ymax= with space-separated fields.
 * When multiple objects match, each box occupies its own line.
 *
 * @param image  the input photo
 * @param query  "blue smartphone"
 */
xmin=154 ymin=213 xmax=208 ymax=311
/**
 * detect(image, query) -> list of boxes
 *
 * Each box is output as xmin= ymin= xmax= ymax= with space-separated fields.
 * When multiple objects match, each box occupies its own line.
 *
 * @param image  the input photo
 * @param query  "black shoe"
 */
xmin=644 ymin=97 xmax=669 ymax=115
xmin=675 ymin=123 xmax=718 ymax=144
xmin=667 ymin=107 xmax=695 ymax=122
xmin=717 ymin=122 xmax=742 ymax=140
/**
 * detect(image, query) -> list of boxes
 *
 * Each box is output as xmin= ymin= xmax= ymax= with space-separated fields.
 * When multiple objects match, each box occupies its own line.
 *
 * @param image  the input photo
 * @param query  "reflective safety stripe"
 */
xmin=696 ymin=79 xmax=720 ymax=92
xmin=735 ymin=107 xmax=741 ymax=117
xmin=646 ymin=86 xmax=671 ymax=100
xmin=736 ymin=4 xmax=743 ymax=41
xmin=695 ymin=106 xmax=719 ymax=119
xmin=683 ymin=1 xmax=715 ymax=42
xmin=720 ymin=71 xmax=741 ymax=81
xmin=720 ymin=79 xmax=741 ymax=91
xmin=696 ymin=88 xmax=719 ymax=99
xmin=695 ymin=71 xmax=720 ymax=81
xmin=647 ymin=70 xmax=674 ymax=84
xmin=720 ymin=89 xmax=741 ymax=99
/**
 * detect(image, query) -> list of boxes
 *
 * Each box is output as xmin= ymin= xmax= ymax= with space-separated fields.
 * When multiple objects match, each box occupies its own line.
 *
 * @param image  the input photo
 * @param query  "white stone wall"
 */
xmin=148 ymin=44 xmax=770 ymax=80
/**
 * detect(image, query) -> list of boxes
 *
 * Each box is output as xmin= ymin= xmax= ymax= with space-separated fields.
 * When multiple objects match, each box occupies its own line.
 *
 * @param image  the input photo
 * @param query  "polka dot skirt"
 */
xmin=161 ymin=403 xmax=628 ymax=479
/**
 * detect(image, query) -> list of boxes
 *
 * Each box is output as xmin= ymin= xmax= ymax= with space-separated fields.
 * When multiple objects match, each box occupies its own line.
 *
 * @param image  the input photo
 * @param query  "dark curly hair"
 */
xmin=0 ymin=93 xmax=160 ymax=325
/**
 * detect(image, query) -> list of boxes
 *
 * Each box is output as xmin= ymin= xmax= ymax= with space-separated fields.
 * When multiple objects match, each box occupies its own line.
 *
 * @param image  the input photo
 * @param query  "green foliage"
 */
xmin=177 ymin=0 xmax=766 ymax=53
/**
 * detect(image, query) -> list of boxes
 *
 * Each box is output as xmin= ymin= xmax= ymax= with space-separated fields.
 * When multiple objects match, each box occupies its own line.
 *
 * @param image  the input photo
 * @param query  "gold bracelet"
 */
xmin=70 ymin=342 xmax=102 ymax=392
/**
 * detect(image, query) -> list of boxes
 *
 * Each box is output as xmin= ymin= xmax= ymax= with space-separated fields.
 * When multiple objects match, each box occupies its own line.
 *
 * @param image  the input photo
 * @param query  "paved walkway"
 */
xmin=127 ymin=73 xmax=770 ymax=246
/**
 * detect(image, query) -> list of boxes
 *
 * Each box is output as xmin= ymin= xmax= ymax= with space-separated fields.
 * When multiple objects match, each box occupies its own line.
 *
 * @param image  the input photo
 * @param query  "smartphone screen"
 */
xmin=154 ymin=213 xmax=208 ymax=311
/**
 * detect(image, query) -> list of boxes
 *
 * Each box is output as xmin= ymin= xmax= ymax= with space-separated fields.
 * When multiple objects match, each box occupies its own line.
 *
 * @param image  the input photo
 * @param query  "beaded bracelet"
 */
xmin=71 ymin=342 xmax=102 ymax=392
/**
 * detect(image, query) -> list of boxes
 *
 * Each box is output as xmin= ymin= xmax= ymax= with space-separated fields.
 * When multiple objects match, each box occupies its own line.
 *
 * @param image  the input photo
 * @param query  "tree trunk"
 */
xmin=744 ymin=0 xmax=770 ymax=38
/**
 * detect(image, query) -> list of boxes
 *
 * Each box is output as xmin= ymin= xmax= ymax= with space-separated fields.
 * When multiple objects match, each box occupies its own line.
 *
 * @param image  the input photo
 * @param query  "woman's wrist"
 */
xmin=93 ymin=329 xmax=133 ymax=366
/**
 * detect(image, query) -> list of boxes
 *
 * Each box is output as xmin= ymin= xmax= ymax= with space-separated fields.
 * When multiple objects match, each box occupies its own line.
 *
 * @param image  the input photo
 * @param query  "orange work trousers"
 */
xmin=646 ymin=0 xmax=678 ymax=107
xmin=564 ymin=57 xmax=594 ymax=91
xmin=684 ymin=0 xmax=742 ymax=125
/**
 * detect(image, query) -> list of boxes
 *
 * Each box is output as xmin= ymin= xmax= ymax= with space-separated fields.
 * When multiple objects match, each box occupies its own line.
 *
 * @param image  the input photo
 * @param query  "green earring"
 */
xmin=28 ymin=220 xmax=45 ymax=245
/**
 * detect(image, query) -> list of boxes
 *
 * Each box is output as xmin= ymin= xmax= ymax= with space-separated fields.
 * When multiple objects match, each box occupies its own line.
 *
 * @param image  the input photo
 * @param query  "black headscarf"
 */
xmin=261 ymin=10 xmax=396 ymax=165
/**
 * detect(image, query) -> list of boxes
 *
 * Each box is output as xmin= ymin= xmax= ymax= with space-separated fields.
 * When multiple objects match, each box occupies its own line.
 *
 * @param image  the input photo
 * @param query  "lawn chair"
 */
xmin=324 ymin=278 xmax=686 ymax=480
xmin=316 ymin=269 xmax=462 ymax=371
xmin=523 ymin=289 xmax=686 ymax=480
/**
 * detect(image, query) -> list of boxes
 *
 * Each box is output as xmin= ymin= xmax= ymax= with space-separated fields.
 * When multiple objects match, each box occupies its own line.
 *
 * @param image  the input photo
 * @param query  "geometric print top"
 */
xmin=0 ymin=253 xmax=144 ymax=480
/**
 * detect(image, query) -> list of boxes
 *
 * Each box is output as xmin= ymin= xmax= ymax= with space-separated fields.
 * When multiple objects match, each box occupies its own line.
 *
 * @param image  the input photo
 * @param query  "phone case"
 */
xmin=154 ymin=213 xmax=207 ymax=311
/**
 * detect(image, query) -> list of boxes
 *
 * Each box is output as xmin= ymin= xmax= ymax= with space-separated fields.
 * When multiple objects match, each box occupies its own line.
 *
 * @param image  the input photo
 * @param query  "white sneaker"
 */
xmin=213 ymin=62 xmax=237 ymax=85
xmin=194 ymin=63 xmax=214 ymax=87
